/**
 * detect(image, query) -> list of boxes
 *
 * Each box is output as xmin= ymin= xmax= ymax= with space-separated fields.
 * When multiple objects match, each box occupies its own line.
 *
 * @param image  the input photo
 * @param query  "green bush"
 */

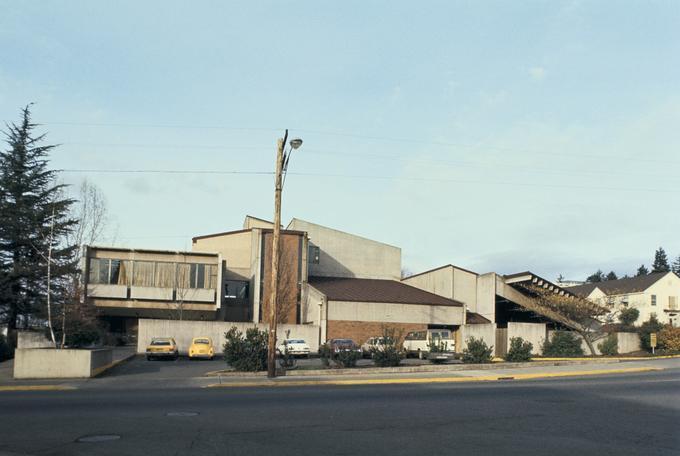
xmin=658 ymin=325 xmax=680 ymax=352
xmin=0 ymin=334 xmax=13 ymax=362
xmin=462 ymin=337 xmax=493 ymax=364
xmin=333 ymin=349 xmax=361 ymax=368
xmin=598 ymin=334 xmax=618 ymax=356
xmin=542 ymin=332 xmax=584 ymax=357
xmin=371 ymin=328 xmax=405 ymax=367
xmin=223 ymin=326 xmax=268 ymax=372
xmin=638 ymin=316 xmax=664 ymax=352
xmin=504 ymin=337 xmax=533 ymax=362
xmin=318 ymin=343 xmax=331 ymax=367
xmin=618 ymin=308 xmax=640 ymax=327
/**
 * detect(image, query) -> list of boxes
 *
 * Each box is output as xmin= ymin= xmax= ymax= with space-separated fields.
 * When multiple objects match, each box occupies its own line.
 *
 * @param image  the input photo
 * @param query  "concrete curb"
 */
xmin=206 ymin=358 xmax=625 ymax=378
xmin=205 ymin=367 xmax=664 ymax=388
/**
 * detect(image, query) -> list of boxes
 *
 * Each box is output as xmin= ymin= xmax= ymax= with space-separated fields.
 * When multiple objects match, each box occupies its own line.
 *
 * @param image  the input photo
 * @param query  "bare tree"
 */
xmin=513 ymin=284 xmax=609 ymax=355
xmin=275 ymin=240 xmax=298 ymax=325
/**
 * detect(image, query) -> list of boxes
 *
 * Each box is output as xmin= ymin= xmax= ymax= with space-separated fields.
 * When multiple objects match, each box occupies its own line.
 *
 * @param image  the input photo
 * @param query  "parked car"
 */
xmin=360 ymin=336 xmax=392 ymax=358
xmin=277 ymin=339 xmax=311 ymax=357
xmin=327 ymin=338 xmax=362 ymax=355
xmin=403 ymin=329 xmax=455 ymax=359
xmin=188 ymin=336 xmax=214 ymax=360
xmin=146 ymin=337 xmax=179 ymax=360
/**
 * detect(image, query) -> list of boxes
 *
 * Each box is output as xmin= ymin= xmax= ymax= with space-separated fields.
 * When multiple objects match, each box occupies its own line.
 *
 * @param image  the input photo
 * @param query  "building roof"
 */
xmin=308 ymin=277 xmax=463 ymax=307
xmin=503 ymin=271 xmax=580 ymax=298
xmin=567 ymin=272 xmax=671 ymax=297
xmin=403 ymin=263 xmax=478 ymax=280
xmin=86 ymin=245 xmax=218 ymax=257
xmin=466 ymin=312 xmax=491 ymax=324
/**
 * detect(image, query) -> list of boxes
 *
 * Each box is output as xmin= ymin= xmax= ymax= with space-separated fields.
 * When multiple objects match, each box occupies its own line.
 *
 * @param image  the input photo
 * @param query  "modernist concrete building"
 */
xmin=566 ymin=272 xmax=680 ymax=327
xmin=84 ymin=216 xmax=467 ymax=344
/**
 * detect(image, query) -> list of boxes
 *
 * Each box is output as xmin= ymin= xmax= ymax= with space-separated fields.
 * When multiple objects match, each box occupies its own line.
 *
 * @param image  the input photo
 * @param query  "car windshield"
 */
xmin=151 ymin=340 xmax=171 ymax=346
xmin=287 ymin=339 xmax=305 ymax=344
xmin=194 ymin=339 xmax=210 ymax=345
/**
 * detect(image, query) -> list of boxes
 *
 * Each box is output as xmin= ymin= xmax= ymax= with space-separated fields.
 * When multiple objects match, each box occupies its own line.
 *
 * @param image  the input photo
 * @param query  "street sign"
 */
xmin=650 ymin=333 xmax=657 ymax=348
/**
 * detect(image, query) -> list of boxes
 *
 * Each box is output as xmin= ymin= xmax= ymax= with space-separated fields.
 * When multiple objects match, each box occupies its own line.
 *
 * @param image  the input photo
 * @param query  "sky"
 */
xmin=1 ymin=1 xmax=679 ymax=281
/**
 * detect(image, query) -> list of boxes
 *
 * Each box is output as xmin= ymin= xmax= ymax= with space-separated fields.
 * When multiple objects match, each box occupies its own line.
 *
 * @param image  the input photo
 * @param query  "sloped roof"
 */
xmin=309 ymin=277 xmax=463 ymax=307
xmin=568 ymin=272 xmax=670 ymax=297
xmin=466 ymin=312 xmax=491 ymax=324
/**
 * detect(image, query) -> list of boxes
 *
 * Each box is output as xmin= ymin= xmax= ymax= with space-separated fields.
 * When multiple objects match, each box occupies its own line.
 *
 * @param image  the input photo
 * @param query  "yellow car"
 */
xmin=146 ymin=337 xmax=179 ymax=361
xmin=188 ymin=337 xmax=214 ymax=360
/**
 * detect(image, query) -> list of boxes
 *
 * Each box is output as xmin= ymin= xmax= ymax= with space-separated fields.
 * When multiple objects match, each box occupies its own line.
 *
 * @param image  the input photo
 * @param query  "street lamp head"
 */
xmin=289 ymin=138 xmax=303 ymax=150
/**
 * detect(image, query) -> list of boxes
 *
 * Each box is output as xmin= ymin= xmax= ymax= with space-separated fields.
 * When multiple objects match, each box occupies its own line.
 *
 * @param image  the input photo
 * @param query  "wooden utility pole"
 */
xmin=267 ymin=130 xmax=288 ymax=378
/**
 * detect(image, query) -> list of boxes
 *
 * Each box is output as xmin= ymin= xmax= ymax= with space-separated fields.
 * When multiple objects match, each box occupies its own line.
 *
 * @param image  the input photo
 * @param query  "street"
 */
xmin=1 ymin=367 xmax=678 ymax=456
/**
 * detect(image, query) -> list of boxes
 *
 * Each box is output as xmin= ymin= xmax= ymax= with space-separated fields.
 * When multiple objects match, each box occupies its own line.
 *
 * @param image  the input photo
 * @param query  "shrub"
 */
xmin=223 ymin=326 xmax=268 ymax=372
xmin=542 ymin=332 xmax=584 ymax=357
xmin=598 ymin=334 xmax=618 ymax=356
xmin=637 ymin=316 xmax=664 ymax=351
xmin=318 ymin=343 xmax=331 ymax=367
xmin=658 ymin=325 xmax=680 ymax=352
xmin=618 ymin=308 xmax=640 ymax=327
xmin=0 ymin=334 xmax=13 ymax=362
xmin=333 ymin=350 xmax=361 ymax=368
xmin=371 ymin=328 xmax=405 ymax=367
xmin=462 ymin=337 xmax=493 ymax=364
xmin=504 ymin=337 xmax=533 ymax=362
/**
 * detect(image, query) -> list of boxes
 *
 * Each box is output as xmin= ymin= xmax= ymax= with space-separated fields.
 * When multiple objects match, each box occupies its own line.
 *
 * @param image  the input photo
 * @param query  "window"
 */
xmin=651 ymin=294 xmax=657 ymax=306
xmin=669 ymin=296 xmax=678 ymax=310
xmin=155 ymin=263 xmax=175 ymax=288
xmin=308 ymin=245 xmax=320 ymax=264
xmin=224 ymin=281 xmax=248 ymax=299
xmin=88 ymin=258 xmax=129 ymax=285
xmin=133 ymin=261 xmax=155 ymax=287
xmin=621 ymin=295 xmax=629 ymax=306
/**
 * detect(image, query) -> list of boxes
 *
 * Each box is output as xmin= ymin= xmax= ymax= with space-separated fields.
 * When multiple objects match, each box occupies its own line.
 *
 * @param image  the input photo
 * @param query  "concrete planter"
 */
xmin=13 ymin=348 xmax=113 ymax=379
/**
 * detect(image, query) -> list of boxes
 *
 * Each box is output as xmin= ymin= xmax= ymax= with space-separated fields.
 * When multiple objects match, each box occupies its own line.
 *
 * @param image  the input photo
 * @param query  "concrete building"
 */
xmin=566 ymin=272 xmax=680 ymax=327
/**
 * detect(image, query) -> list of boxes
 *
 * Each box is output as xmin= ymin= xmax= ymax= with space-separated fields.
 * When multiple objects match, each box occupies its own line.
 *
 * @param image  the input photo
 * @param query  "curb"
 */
xmin=205 ymin=367 xmax=664 ymax=388
xmin=92 ymin=351 xmax=137 ymax=377
xmin=0 ymin=385 xmax=76 ymax=392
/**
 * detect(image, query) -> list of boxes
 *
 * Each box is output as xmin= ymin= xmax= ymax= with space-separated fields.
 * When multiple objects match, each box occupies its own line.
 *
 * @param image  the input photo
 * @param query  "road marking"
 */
xmin=205 ymin=367 xmax=664 ymax=388
xmin=0 ymin=385 xmax=76 ymax=392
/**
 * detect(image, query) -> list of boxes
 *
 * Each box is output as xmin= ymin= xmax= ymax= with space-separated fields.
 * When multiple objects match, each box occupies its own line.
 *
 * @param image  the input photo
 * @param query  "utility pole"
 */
xmin=267 ymin=130 xmax=288 ymax=378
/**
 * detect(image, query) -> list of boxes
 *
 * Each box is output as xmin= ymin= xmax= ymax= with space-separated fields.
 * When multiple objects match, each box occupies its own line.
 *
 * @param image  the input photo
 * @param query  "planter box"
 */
xmin=13 ymin=348 xmax=113 ymax=379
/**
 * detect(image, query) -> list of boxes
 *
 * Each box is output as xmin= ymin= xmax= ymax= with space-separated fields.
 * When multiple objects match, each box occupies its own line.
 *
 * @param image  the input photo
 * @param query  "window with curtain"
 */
xmin=133 ymin=261 xmax=155 ymax=287
xmin=176 ymin=263 xmax=191 ymax=289
xmin=155 ymin=262 xmax=175 ymax=288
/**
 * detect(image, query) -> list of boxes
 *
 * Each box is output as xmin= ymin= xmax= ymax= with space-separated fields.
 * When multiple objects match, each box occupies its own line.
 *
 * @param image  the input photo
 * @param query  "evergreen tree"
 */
xmin=651 ymin=247 xmax=670 ymax=273
xmin=586 ymin=270 xmax=605 ymax=283
xmin=0 ymin=105 xmax=78 ymax=335
xmin=672 ymin=256 xmax=680 ymax=275
xmin=605 ymin=271 xmax=618 ymax=281
xmin=636 ymin=264 xmax=649 ymax=277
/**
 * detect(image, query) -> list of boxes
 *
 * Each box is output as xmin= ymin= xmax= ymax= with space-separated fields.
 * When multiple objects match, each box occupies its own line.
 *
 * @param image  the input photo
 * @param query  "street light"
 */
xmin=267 ymin=130 xmax=303 ymax=378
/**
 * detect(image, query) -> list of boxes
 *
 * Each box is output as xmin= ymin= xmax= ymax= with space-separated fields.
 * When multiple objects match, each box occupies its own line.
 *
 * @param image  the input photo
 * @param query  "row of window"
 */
xmin=88 ymin=258 xmax=217 ymax=289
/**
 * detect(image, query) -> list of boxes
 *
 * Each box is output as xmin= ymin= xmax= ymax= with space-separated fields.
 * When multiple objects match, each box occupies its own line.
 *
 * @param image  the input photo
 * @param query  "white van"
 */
xmin=403 ymin=329 xmax=456 ymax=359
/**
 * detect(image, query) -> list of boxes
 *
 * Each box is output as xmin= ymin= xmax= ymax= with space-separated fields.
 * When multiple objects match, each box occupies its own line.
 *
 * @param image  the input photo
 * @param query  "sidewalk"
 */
xmin=204 ymin=357 xmax=680 ymax=388
xmin=0 ymin=346 xmax=135 ymax=389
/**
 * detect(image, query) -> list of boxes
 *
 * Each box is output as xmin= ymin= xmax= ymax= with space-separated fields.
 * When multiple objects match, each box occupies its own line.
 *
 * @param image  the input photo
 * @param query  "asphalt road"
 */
xmin=1 ymin=368 xmax=678 ymax=456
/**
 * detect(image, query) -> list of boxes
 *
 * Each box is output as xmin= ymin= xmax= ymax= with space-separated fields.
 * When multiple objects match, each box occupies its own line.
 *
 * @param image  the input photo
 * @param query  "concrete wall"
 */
xmin=476 ymin=273 xmax=497 ymax=321
xmin=460 ymin=323 xmax=496 ymax=351
xmin=288 ymin=218 xmax=401 ymax=280
xmin=13 ymin=348 xmax=113 ymax=379
xmin=616 ymin=332 xmax=641 ymax=353
xmin=328 ymin=300 xmax=464 ymax=326
xmin=507 ymin=322 xmax=546 ymax=355
xmin=16 ymin=331 xmax=53 ymax=349
xmin=192 ymin=230 xmax=254 ymax=281
xmin=403 ymin=266 xmax=454 ymax=299
xmin=137 ymin=319 xmax=320 ymax=354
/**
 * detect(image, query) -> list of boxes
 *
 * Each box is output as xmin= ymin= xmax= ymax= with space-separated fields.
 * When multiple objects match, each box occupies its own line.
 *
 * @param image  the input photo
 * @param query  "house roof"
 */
xmin=567 ymin=272 xmax=671 ymax=297
xmin=308 ymin=277 xmax=463 ymax=307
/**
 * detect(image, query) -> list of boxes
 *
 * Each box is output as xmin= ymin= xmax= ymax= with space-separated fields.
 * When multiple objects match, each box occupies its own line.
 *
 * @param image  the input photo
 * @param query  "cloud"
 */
xmin=528 ymin=66 xmax=547 ymax=82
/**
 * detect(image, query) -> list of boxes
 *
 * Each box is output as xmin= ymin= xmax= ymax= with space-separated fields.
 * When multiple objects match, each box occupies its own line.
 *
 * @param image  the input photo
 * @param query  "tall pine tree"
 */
xmin=672 ymin=255 xmax=680 ymax=275
xmin=0 ymin=105 xmax=78 ymax=336
xmin=636 ymin=264 xmax=649 ymax=276
xmin=651 ymin=247 xmax=670 ymax=273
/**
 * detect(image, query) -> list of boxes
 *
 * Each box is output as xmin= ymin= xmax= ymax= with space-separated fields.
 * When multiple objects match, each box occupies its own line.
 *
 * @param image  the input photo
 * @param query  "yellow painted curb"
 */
xmin=0 ymin=385 xmax=76 ymax=392
xmin=206 ymin=367 xmax=663 ymax=388
xmin=534 ymin=355 xmax=680 ymax=361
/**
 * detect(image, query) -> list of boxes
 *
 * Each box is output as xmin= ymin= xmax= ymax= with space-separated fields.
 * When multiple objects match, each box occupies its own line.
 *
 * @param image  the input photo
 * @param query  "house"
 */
xmin=566 ymin=272 xmax=680 ymax=327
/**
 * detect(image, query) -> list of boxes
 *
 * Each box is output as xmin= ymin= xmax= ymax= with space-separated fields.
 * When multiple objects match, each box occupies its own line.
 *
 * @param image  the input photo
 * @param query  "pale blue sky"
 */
xmin=1 ymin=1 xmax=679 ymax=280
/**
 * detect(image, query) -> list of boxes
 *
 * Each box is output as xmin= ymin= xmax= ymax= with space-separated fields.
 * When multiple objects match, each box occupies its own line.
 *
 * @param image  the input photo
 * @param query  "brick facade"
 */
xmin=327 ymin=320 xmax=428 ymax=345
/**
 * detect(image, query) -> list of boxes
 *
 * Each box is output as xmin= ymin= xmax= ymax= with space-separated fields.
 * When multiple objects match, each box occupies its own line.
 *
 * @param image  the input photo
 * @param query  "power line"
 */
xmin=57 ymin=168 xmax=679 ymax=194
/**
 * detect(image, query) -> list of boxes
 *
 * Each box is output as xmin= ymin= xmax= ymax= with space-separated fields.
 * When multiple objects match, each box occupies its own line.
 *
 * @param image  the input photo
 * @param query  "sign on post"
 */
xmin=650 ymin=333 xmax=657 ymax=354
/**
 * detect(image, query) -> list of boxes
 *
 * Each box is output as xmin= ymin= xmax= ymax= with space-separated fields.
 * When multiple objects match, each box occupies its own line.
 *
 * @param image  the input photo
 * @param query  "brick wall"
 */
xmin=327 ymin=320 xmax=427 ymax=345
